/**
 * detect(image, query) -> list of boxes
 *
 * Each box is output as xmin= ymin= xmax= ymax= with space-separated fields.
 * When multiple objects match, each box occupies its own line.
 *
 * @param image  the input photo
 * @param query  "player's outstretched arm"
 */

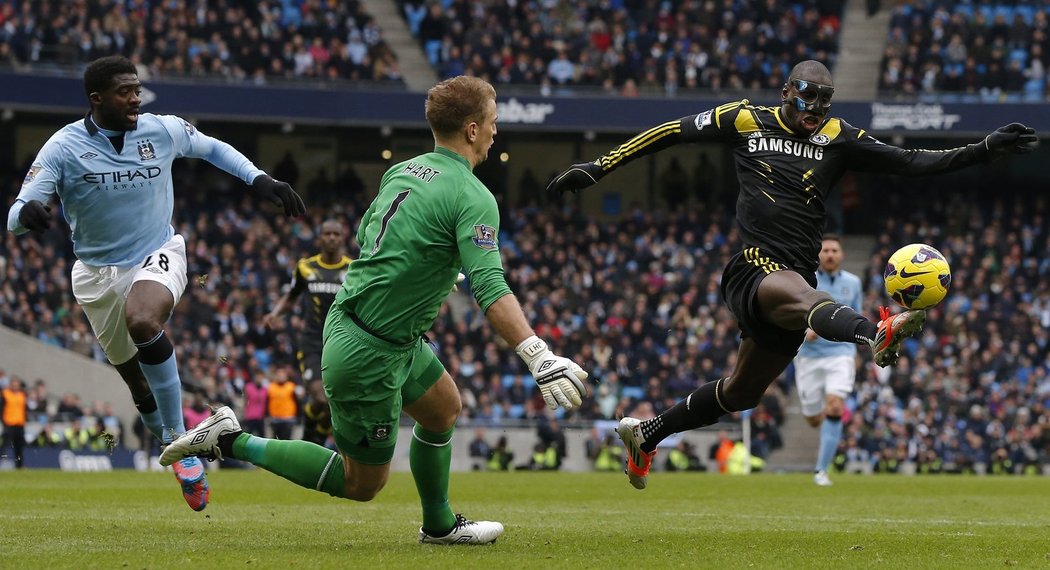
xmin=545 ymin=161 xmax=605 ymax=196
xmin=847 ymin=122 xmax=1039 ymax=175
xmin=983 ymin=122 xmax=1039 ymax=159
xmin=547 ymin=116 xmax=706 ymax=196
xmin=484 ymin=294 xmax=589 ymax=410
xmin=253 ymin=174 xmax=307 ymax=218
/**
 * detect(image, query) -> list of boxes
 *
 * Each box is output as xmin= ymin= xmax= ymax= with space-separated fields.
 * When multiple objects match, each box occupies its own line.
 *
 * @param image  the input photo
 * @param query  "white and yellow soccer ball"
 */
xmin=883 ymin=243 xmax=952 ymax=310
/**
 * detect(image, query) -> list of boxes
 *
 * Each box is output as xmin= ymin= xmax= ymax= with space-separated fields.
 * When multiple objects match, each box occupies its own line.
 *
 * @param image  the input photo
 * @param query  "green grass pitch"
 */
xmin=3 ymin=469 xmax=1049 ymax=569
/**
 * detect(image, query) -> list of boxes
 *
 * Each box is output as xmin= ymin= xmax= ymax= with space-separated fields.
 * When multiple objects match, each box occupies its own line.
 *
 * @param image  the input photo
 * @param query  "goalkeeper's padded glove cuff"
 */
xmin=515 ymin=335 xmax=549 ymax=368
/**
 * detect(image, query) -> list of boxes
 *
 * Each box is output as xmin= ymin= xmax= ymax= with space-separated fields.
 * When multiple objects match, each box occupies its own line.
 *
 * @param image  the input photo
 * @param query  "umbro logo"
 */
xmin=898 ymin=268 xmax=931 ymax=278
xmin=190 ymin=431 xmax=210 ymax=445
xmin=538 ymin=361 xmax=554 ymax=372
xmin=80 ymin=152 xmax=98 ymax=159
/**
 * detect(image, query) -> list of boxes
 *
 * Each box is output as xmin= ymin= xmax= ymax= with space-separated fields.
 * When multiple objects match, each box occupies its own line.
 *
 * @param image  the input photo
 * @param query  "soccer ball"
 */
xmin=883 ymin=243 xmax=951 ymax=310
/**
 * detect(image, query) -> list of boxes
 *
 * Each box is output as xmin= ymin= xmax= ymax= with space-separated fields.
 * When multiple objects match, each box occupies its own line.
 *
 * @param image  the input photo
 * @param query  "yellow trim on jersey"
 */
xmin=599 ymin=121 xmax=681 ymax=169
xmin=715 ymin=100 xmax=747 ymax=129
xmin=743 ymin=247 xmax=782 ymax=274
xmin=857 ymin=129 xmax=866 ymax=139
xmin=815 ymin=118 xmax=843 ymax=142
xmin=761 ymin=190 xmax=776 ymax=202
xmin=773 ymin=107 xmax=792 ymax=133
xmin=734 ymin=108 xmax=760 ymax=134
xmin=297 ymin=258 xmax=318 ymax=280
xmin=312 ymin=254 xmax=352 ymax=270
xmin=756 ymin=159 xmax=773 ymax=172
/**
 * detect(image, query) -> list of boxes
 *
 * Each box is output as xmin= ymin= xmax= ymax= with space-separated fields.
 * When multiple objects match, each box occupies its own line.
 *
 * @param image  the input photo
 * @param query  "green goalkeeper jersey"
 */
xmin=332 ymin=146 xmax=512 ymax=344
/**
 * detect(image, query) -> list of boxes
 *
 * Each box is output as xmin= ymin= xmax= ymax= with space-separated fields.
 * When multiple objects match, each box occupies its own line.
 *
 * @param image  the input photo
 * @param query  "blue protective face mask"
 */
xmin=787 ymin=79 xmax=834 ymax=114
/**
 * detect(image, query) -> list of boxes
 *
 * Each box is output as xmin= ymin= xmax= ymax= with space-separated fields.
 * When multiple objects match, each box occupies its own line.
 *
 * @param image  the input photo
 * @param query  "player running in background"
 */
xmin=6 ymin=55 xmax=306 ymax=510
xmin=547 ymin=59 xmax=1038 ymax=490
xmin=264 ymin=219 xmax=350 ymax=445
xmin=794 ymin=235 xmax=862 ymax=487
xmin=161 ymin=76 xmax=589 ymax=544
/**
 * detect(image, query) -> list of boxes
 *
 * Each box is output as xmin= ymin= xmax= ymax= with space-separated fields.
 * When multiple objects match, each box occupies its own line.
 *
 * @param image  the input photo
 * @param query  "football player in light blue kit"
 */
xmin=6 ymin=56 xmax=305 ymax=510
xmin=793 ymin=235 xmax=863 ymax=486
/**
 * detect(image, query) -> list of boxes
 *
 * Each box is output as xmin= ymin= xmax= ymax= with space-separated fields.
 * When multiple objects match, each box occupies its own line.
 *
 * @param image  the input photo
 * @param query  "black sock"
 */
xmin=133 ymin=392 xmax=158 ymax=414
xmin=807 ymin=300 xmax=878 ymax=344
xmin=638 ymin=379 xmax=734 ymax=453
xmin=217 ymin=431 xmax=242 ymax=458
xmin=135 ymin=330 xmax=174 ymax=364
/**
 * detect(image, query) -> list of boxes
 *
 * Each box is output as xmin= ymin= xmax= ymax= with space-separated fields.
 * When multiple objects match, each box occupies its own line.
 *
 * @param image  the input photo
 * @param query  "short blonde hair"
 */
xmin=425 ymin=76 xmax=496 ymax=137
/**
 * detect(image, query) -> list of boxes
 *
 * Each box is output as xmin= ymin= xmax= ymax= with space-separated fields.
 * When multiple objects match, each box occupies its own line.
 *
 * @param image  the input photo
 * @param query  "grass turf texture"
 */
xmin=3 ymin=469 xmax=1049 ymax=569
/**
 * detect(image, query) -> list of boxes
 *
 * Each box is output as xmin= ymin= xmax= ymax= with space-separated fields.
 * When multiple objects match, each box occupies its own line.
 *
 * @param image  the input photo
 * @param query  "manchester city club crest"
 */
xmin=137 ymin=140 xmax=156 ymax=160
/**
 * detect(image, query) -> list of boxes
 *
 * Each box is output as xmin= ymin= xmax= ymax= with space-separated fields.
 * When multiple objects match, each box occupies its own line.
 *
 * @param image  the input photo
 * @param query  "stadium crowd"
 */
xmin=836 ymin=178 xmax=1050 ymax=474
xmin=879 ymin=1 xmax=1050 ymax=100
xmin=401 ymin=0 xmax=844 ymax=95
xmin=3 ymin=152 xmax=1050 ymax=475
xmin=0 ymin=0 xmax=403 ymax=84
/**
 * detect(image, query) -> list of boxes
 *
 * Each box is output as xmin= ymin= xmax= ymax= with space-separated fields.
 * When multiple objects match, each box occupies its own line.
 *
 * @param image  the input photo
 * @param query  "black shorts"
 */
xmin=720 ymin=248 xmax=817 ymax=357
xmin=297 ymin=347 xmax=322 ymax=383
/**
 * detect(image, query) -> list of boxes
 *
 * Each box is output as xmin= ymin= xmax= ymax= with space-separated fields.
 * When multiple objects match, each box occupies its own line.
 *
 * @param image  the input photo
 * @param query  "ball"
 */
xmin=883 ymin=243 xmax=951 ymax=310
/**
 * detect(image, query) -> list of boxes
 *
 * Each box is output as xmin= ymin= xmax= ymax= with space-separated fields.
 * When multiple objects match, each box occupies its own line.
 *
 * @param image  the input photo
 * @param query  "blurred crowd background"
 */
xmin=2 ymin=0 xmax=1050 ymax=474
xmin=2 ymin=148 xmax=1049 ymax=474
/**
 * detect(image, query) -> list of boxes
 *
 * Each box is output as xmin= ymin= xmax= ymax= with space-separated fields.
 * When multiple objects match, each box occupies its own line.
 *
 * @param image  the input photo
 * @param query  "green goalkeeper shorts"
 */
xmin=321 ymin=308 xmax=445 ymax=465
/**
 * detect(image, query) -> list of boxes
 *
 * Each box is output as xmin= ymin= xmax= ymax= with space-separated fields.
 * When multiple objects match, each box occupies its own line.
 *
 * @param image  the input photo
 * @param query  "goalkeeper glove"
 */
xmin=545 ymin=161 xmax=604 ymax=196
xmin=18 ymin=200 xmax=52 ymax=232
xmin=515 ymin=335 xmax=588 ymax=410
xmin=983 ymin=123 xmax=1039 ymax=159
xmin=253 ymin=174 xmax=306 ymax=217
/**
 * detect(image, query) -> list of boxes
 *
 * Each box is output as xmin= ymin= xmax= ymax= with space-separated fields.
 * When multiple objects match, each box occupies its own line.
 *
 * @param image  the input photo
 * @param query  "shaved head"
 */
xmin=789 ymin=60 xmax=833 ymax=85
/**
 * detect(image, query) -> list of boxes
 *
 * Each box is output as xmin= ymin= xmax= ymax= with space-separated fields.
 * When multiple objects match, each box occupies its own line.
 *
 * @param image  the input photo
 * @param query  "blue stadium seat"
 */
xmin=507 ymin=404 xmax=526 ymax=419
xmin=425 ymin=40 xmax=442 ymax=66
xmin=621 ymin=386 xmax=645 ymax=401
xmin=1010 ymin=49 xmax=1028 ymax=67
xmin=1015 ymin=6 xmax=1035 ymax=25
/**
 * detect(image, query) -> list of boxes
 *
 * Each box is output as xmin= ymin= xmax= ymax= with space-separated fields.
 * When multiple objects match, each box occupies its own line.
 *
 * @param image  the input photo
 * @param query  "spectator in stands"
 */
xmin=241 ymin=374 xmax=268 ymax=437
xmin=55 ymin=393 xmax=84 ymax=422
xmin=665 ymin=440 xmax=705 ymax=472
xmin=468 ymin=427 xmax=491 ymax=471
xmin=1 ymin=377 xmax=28 ymax=468
xmin=183 ymin=393 xmax=211 ymax=430
xmin=63 ymin=419 xmax=91 ymax=451
xmin=486 ymin=436 xmax=515 ymax=472
xmin=33 ymin=422 xmax=63 ymax=448
xmin=266 ymin=367 xmax=298 ymax=440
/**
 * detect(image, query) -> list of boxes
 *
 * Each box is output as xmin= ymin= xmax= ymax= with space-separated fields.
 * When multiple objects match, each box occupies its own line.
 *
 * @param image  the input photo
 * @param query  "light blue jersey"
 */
xmin=7 ymin=113 xmax=264 ymax=267
xmin=798 ymin=268 xmax=864 ymax=358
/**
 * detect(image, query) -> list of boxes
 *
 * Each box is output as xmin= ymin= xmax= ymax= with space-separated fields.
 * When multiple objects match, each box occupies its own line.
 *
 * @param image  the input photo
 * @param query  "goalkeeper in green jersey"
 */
xmin=159 ymin=76 xmax=589 ymax=545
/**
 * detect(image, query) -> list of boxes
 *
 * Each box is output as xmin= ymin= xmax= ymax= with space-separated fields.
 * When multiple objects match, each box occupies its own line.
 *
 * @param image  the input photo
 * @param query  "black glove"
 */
xmin=546 ymin=161 xmax=604 ymax=196
xmin=18 ymin=200 xmax=52 ymax=232
xmin=983 ymin=123 xmax=1039 ymax=159
xmin=253 ymin=174 xmax=306 ymax=217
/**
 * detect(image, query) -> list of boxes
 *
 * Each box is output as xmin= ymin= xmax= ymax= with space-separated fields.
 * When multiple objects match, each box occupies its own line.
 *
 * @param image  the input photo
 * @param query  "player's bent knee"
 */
xmin=342 ymin=479 xmax=386 ymax=502
xmin=125 ymin=313 xmax=163 ymax=341
xmin=722 ymin=382 xmax=764 ymax=411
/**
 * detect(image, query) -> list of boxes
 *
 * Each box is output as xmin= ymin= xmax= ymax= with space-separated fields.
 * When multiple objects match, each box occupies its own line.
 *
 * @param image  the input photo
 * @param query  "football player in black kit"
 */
xmin=265 ymin=219 xmax=350 ymax=444
xmin=546 ymin=60 xmax=1038 ymax=490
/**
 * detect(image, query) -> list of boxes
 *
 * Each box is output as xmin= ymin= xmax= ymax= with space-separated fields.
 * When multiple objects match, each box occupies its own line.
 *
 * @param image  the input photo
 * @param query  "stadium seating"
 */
xmin=398 ymin=0 xmax=844 ymax=94
xmin=0 ymin=0 xmax=403 ymax=84
xmin=879 ymin=1 xmax=1049 ymax=101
